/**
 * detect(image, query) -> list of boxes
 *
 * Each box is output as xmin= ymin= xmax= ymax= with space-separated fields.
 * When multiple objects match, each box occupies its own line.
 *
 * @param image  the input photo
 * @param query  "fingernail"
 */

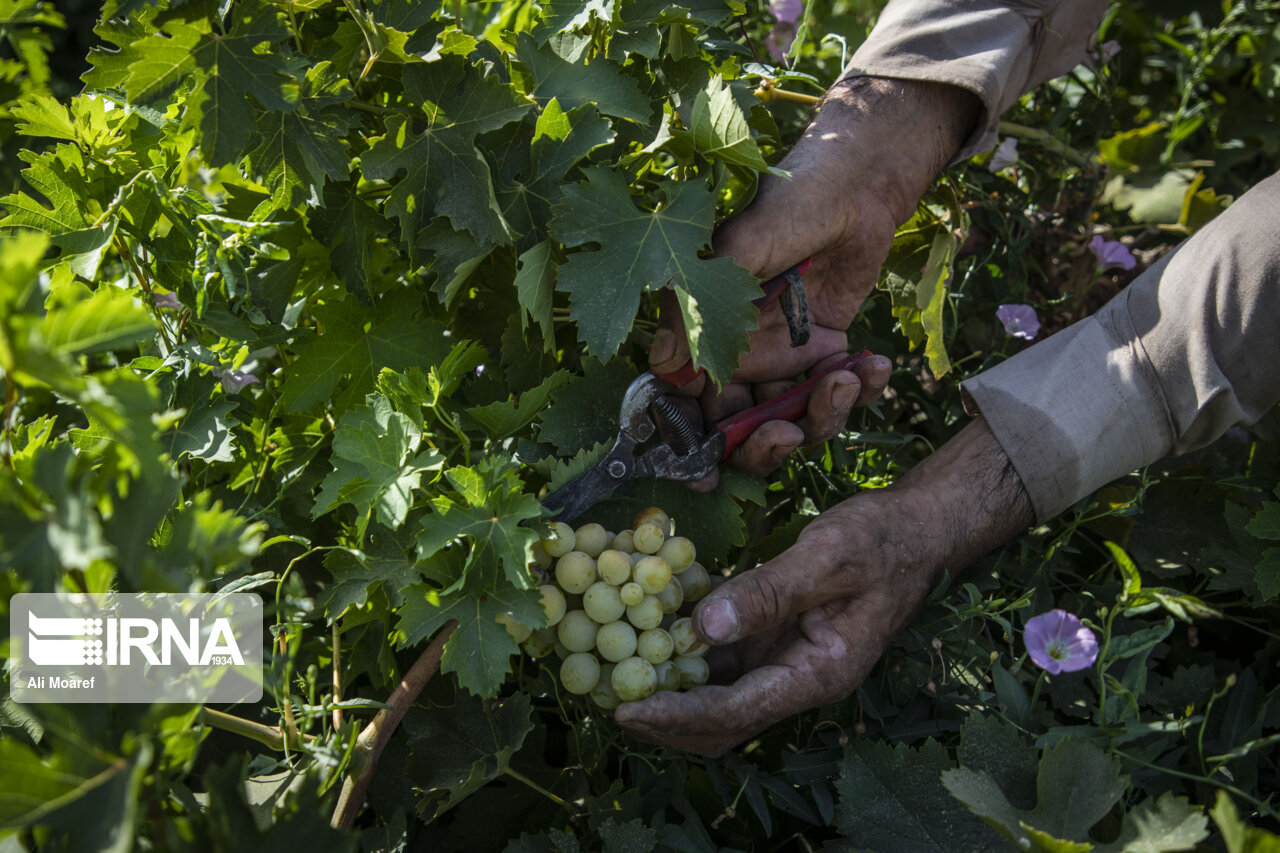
xmin=832 ymin=379 xmax=856 ymax=411
xmin=699 ymin=598 xmax=739 ymax=643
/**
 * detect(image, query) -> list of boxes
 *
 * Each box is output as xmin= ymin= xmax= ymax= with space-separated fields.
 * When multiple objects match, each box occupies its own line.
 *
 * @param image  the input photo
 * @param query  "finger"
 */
xmin=726 ymin=420 xmax=804 ymax=476
xmin=692 ymin=525 xmax=856 ymax=644
xmin=614 ymin=667 xmax=803 ymax=757
xmin=794 ymin=369 xmax=859 ymax=445
xmin=852 ymin=354 xmax=892 ymax=406
xmin=734 ymin=325 xmax=850 ymax=384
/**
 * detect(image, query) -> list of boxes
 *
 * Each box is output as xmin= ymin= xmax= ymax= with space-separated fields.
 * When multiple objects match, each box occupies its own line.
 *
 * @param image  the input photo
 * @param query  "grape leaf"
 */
xmin=513 ymin=240 xmax=557 ymax=344
xmin=415 ymin=461 xmax=543 ymax=591
xmin=689 ymin=74 xmax=768 ymax=170
xmin=168 ymin=397 xmax=239 ymax=463
xmin=496 ymin=100 xmax=615 ymax=245
xmin=362 ymin=56 xmax=531 ymax=250
xmin=535 ymin=357 xmax=636 ymax=454
xmin=405 ymin=691 xmax=534 ymax=819
xmin=246 ymin=63 xmax=356 ymax=211
xmin=397 ymin=582 xmax=545 ymax=697
xmin=320 ymin=531 xmax=421 ymax=620
xmin=1256 ymin=548 xmax=1280 ymax=601
xmin=1093 ymin=793 xmax=1208 ymax=853
xmin=312 ymin=394 xmax=444 ymax=530
xmin=307 ymin=178 xmax=393 ymax=304
xmin=1245 ymin=501 xmax=1280 ymax=540
xmin=467 ymin=370 xmax=570 ymax=439
xmin=278 ymin=293 xmax=451 ymax=413
xmin=548 ymin=167 xmax=757 ymax=381
xmin=942 ymin=737 xmax=1129 ymax=850
xmin=514 ymin=32 xmax=651 ymax=123
xmin=835 ymin=738 xmax=1003 ymax=852
xmin=123 ymin=11 xmax=296 ymax=164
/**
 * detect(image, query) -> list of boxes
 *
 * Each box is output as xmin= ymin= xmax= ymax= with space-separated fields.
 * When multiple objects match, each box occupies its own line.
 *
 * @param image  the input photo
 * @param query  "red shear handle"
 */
xmin=654 ymin=260 xmax=813 ymax=389
xmin=713 ymin=350 xmax=873 ymax=460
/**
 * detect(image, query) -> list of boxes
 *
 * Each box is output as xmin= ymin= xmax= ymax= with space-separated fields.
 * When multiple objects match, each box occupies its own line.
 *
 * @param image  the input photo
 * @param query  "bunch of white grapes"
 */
xmin=498 ymin=507 xmax=712 ymax=709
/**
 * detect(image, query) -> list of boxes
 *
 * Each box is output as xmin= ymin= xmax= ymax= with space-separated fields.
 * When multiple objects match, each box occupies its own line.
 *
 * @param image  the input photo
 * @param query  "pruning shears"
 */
xmin=541 ymin=262 xmax=873 ymax=523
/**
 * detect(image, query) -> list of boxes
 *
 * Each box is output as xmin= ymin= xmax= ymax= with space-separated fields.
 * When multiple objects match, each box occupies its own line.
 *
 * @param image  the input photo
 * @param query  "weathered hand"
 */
xmin=614 ymin=417 xmax=1033 ymax=756
xmin=650 ymin=77 xmax=981 ymax=488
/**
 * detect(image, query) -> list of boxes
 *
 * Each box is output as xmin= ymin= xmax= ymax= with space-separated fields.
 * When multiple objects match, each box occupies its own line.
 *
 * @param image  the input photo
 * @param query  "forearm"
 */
xmin=965 ymin=170 xmax=1280 ymax=521
xmin=841 ymin=0 xmax=1109 ymax=158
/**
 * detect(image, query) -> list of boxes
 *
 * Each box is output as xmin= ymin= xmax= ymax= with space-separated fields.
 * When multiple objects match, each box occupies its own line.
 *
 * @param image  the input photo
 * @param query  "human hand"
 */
xmin=650 ymin=77 xmax=981 ymax=489
xmin=614 ymin=417 xmax=1033 ymax=756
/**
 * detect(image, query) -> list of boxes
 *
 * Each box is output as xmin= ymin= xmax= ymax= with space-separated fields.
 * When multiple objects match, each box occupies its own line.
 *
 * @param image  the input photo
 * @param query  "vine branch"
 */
xmin=330 ymin=620 xmax=458 ymax=831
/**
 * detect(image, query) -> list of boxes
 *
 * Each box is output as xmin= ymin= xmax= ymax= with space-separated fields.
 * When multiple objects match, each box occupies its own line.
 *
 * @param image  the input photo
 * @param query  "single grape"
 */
xmin=557 ymin=610 xmax=598 ymax=653
xmin=595 ymin=620 xmax=638 ymax=662
xmin=670 ymin=617 xmax=708 ymax=656
xmin=625 ymin=595 xmax=663 ymax=630
xmin=633 ymin=555 xmax=672 ymax=594
xmin=573 ymin=522 xmax=609 ymax=558
xmin=674 ymin=654 xmax=709 ymax=688
xmin=657 ymin=536 xmax=696 ymax=572
xmin=610 ymin=529 xmax=636 ymax=553
xmin=636 ymin=627 xmax=674 ymax=664
xmin=655 ymin=577 xmax=684 ymax=614
xmin=539 ymin=584 xmax=566 ymax=627
xmin=611 ymin=656 xmax=658 ymax=702
xmin=583 ymin=581 xmax=625 ymax=624
xmin=542 ymin=521 xmax=576 ymax=558
xmin=653 ymin=660 xmax=681 ymax=692
xmin=675 ymin=561 xmax=710 ymax=601
xmin=596 ymin=550 xmax=632 ymax=586
xmin=633 ymin=507 xmax=671 ymax=536
xmin=496 ymin=612 xmax=532 ymax=643
xmin=553 ymin=641 xmax=571 ymax=659
xmin=632 ymin=522 xmax=665 ymax=555
xmin=619 ymin=581 xmax=645 ymax=607
xmin=521 ymin=630 xmax=556 ymax=659
xmin=591 ymin=663 xmax=621 ymax=709
xmin=554 ymin=551 xmax=597 ymax=594
xmin=529 ymin=539 xmax=553 ymax=571
xmin=560 ymin=652 xmax=602 ymax=694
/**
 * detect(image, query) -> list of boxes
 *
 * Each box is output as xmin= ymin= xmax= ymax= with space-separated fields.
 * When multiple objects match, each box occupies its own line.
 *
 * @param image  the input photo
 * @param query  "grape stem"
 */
xmin=330 ymin=620 xmax=458 ymax=831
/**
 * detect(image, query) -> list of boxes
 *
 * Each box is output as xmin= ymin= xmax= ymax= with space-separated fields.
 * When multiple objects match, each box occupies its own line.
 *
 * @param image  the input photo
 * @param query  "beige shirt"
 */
xmin=844 ymin=0 xmax=1280 ymax=520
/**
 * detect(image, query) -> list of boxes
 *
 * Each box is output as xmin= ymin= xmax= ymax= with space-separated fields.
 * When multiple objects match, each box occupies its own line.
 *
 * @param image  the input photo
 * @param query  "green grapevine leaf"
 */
xmin=415 ymin=461 xmax=542 ymax=591
xmin=362 ymin=56 xmax=531 ymax=249
xmin=467 ymin=370 xmax=570 ymax=439
xmin=309 ymin=179 xmax=394 ymax=304
xmin=320 ymin=531 xmax=421 ymax=620
xmin=397 ymin=583 xmax=544 ymax=697
xmin=536 ymin=357 xmax=635 ymax=454
xmin=549 ymin=167 xmax=757 ymax=381
xmin=1092 ymin=792 xmax=1208 ymax=853
xmin=278 ymin=293 xmax=451 ymax=413
xmin=514 ymin=32 xmax=651 ymax=123
xmin=1244 ymin=501 xmax=1280 ymax=540
xmin=689 ymin=75 xmax=768 ymax=170
xmin=943 ymin=737 xmax=1128 ymax=850
xmin=835 ymin=738 xmax=1001 ymax=852
xmin=917 ymin=230 xmax=955 ymax=379
xmin=1255 ymin=548 xmax=1280 ymax=601
xmin=313 ymin=394 xmax=444 ymax=530
xmin=406 ymin=691 xmax=534 ymax=818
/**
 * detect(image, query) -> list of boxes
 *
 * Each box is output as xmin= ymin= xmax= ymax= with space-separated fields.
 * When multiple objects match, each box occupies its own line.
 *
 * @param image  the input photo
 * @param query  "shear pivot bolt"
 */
xmin=608 ymin=460 xmax=627 ymax=479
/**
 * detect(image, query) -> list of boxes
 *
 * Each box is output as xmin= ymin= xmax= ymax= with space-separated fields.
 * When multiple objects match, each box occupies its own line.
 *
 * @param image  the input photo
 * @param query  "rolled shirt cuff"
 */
xmin=838 ymin=0 xmax=1107 ymax=159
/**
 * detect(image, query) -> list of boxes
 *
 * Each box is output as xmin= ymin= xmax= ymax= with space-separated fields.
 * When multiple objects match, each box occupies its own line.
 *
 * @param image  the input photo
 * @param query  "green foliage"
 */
xmin=2 ymin=0 xmax=1280 ymax=850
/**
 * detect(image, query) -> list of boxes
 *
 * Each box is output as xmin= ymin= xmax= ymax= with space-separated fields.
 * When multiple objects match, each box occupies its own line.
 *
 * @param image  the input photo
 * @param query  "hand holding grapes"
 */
xmin=614 ymin=418 xmax=1034 ymax=756
xmin=650 ymin=77 xmax=981 ymax=488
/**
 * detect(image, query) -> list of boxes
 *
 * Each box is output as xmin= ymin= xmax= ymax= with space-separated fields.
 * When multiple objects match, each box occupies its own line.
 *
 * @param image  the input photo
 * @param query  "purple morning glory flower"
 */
xmin=1097 ymin=40 xmax=1121 ymax=65
xmin=213 ymin=368 xmax=259 ymax=394
xmin=1024 ymin=609 xmax=1099 ymax=674
xmin=153 ymin=291 xmax=184 ymax=311
xmin=989 ymin=137 xmax=1019 ymax=173
xmin=996 ymin=304 xmax=1041 ymax=340
xmin=765 ymin=0 xmax=803 ymax=60
xmin=1088 ymin=235 xmax=1136 ymax=272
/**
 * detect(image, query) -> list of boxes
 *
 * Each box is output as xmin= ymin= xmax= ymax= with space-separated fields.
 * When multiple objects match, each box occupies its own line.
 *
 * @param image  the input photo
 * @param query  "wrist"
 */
xmin=813 ymin=76 xmax=981 ymax=224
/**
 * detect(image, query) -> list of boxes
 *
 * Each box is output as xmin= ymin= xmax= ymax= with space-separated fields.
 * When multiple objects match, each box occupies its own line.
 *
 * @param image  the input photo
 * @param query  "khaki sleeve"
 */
xmin=840 ymin=0 xmax=1109 ymax=158
xmin=962 ymin=170 xmax=1280 ymax=522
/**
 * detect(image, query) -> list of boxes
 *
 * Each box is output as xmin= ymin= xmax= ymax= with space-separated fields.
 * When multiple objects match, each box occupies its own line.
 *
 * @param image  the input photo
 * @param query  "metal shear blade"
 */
xmin=540 ymin=374 xmax=722 ymax=524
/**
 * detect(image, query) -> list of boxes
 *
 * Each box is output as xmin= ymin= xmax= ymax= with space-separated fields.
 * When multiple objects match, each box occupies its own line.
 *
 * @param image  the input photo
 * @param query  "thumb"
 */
xmin=692 ymin=533 xmax=852 ymax=644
